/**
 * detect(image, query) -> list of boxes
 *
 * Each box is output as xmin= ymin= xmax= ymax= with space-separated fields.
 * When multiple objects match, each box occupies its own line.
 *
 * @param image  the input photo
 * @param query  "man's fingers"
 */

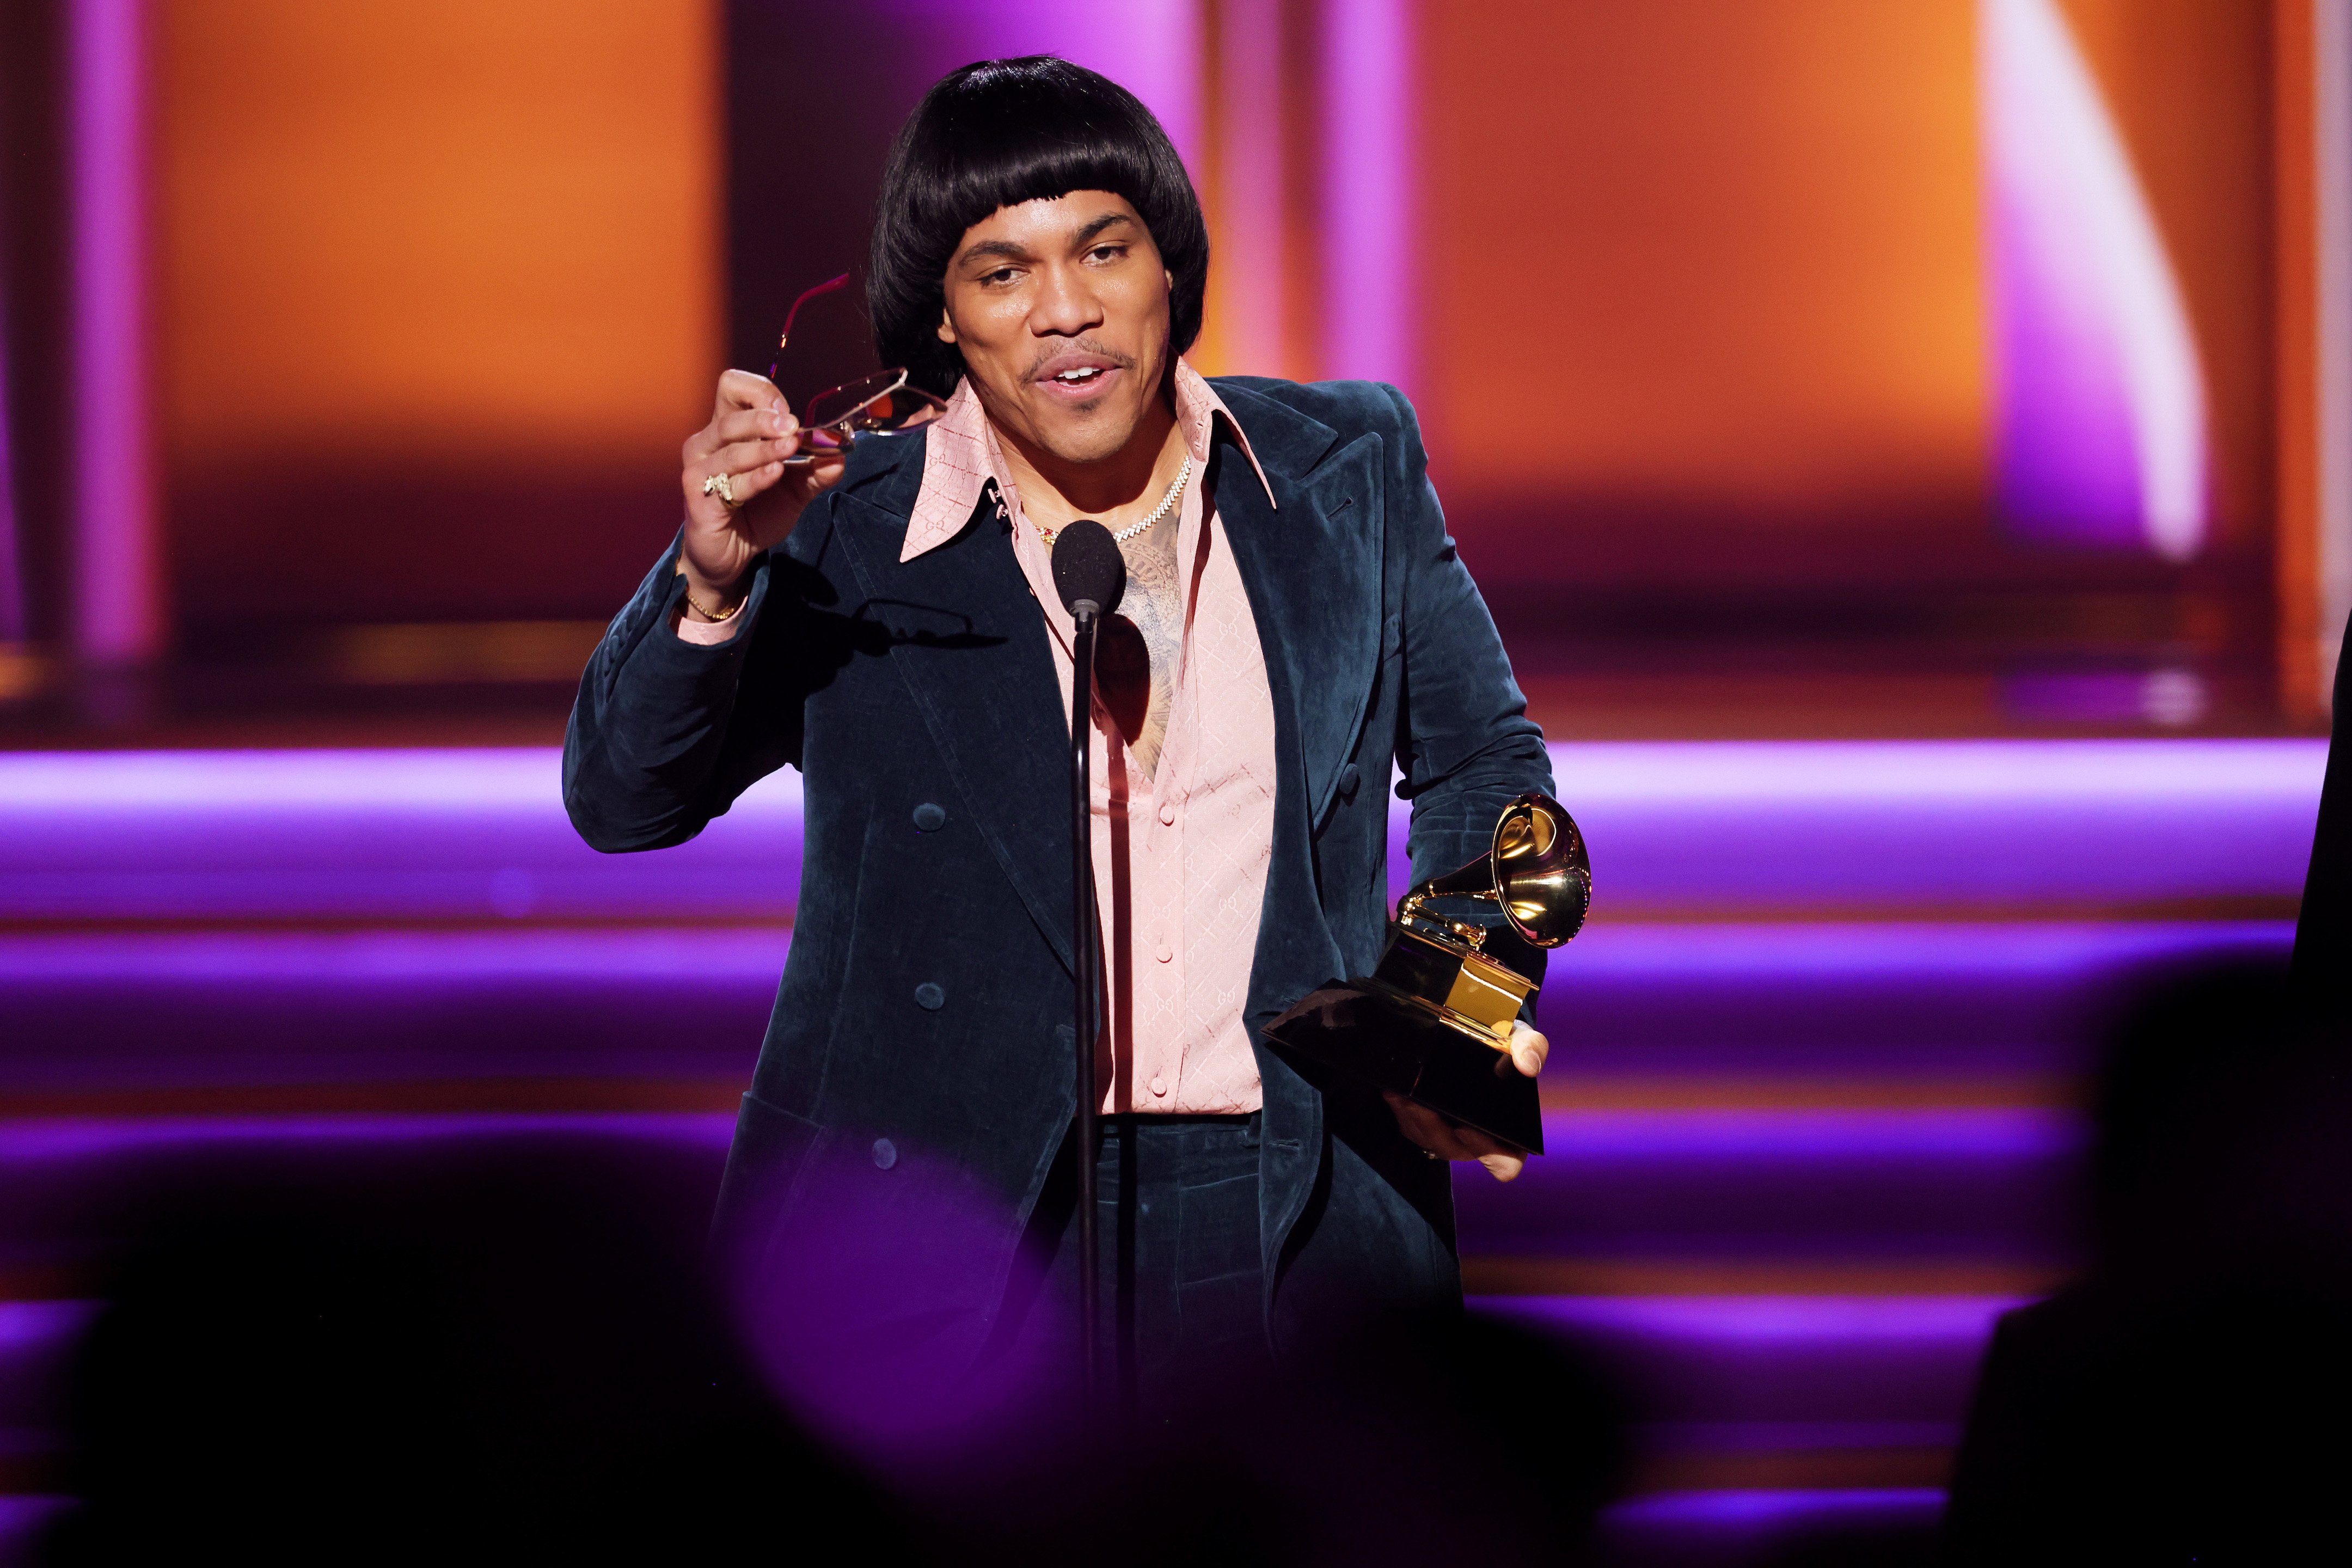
xmin=713 ymin=368 xmax=787 ymax=418
xmin=1383 ymin=1092 xmax=1451 ymax=1155
xmin=684 ymin=408 xmax=798 ymax=467
xmin=1456 ymin=1123 xmax=1527 ymax=1183
xmin=714 ymin=406 xmax=798 ymax=449
xmin=1384 ymin=1091 xmax=1530 ymax=1183
xmin=1478 ymin=1151 xmax=1528 ymax=1183
xmin=708 ymin=436 xmax=800 ymax=477
xmin=1447 ymin=1122 xmax=1511 ymax=1161
xmin=783 ymin=447 xmax=852 ymax=512
xmin=684 ymin=456 xmax=787 ymax=517
xmin=1509 ymin=1021 xmax=1551 ymax=1079
xmin=1392 ymin=1094 xmax=1466 ymax=1156
xmin=726 ymin=459 xmax=789 ymax=505
xmin=685 ymin=371 xmax=789 ymax=460
xmin=1385 ymin=1092 xmax=1482 ymax=1160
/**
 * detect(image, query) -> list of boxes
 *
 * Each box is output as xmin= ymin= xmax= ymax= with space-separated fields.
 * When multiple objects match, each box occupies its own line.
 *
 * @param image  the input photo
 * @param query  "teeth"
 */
xmin=1056 ymin=367 xmax=1101 ymax=382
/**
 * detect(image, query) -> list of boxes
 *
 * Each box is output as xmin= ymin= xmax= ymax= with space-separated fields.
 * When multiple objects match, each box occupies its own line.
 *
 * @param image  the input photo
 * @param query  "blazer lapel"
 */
xmin=827 ymin=467 xmax=1080 ymax=975
xmin=1215 ymin=387 xmax=1386 ymax=832
xmin=817 ymin=383 xmax=1387 ymax=977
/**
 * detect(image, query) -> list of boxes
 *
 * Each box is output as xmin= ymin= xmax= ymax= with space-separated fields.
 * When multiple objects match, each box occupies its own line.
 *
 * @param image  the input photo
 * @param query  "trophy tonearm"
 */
xmin=1372 ymin=792 xmax=1591 ymax=1050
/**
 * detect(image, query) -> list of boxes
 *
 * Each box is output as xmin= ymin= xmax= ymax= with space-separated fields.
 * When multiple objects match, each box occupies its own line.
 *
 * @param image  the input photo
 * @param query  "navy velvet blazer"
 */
xmin=564 ymin=376 xmax=1552 ymax=1357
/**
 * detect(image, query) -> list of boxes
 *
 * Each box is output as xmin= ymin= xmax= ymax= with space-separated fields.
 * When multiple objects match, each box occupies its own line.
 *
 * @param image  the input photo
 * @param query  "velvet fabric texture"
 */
xmin=563 ymin=377 xmax=1553 ymax=1367
xmin=1022 ymin=1114 xmax=1275 ymax=1411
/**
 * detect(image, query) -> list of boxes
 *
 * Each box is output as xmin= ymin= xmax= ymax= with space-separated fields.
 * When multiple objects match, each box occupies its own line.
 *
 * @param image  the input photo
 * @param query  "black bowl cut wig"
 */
xmin=869 ymin=56 xmax=1210 ymax=398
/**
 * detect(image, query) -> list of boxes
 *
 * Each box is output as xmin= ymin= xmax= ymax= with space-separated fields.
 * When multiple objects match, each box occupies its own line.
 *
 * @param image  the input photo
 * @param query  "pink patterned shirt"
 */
xmin=902 ymin=364 xmax=1278 ymax=1114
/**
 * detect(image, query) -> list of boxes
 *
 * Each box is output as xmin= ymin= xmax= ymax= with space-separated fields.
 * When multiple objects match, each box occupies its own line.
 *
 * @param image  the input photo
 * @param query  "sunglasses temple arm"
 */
xmin=771 ymin=273 xmax=853 ymax=378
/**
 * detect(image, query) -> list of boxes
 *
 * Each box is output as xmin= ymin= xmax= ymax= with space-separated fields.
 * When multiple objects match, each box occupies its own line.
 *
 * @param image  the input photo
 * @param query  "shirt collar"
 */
xmin=899 ymin=358 xmax=1275 ymax=563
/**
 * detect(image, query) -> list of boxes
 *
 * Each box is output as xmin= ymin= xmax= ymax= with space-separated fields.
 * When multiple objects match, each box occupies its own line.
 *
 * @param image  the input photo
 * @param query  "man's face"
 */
xmin=939 ymin=191 xmax=1173 ymax=468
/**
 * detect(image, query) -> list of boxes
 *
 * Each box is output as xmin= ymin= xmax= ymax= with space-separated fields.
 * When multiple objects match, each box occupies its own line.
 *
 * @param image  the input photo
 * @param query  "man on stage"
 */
xmin=565 ymin=56 xmax=1554 ymax=1410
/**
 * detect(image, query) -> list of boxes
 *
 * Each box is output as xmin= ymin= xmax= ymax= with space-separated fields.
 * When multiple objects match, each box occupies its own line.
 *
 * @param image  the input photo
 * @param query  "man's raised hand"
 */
xmin=678 ymin=369 xmax=847 ymax=609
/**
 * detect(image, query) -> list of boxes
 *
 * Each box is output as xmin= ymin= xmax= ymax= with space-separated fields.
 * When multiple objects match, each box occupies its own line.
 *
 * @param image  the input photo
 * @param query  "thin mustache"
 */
xmin=1025 ymin=339 xmax=1135 ymax=379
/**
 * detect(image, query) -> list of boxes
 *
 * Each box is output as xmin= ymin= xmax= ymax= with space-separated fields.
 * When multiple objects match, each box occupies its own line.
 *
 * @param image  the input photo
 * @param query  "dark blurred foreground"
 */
xmin=32 ymin=1132 xmax=1627 ymax=1566
xmin=1946 ymin=959 xmax=2352 ymax=1563
xmin=35 ymin=1136 xmax=879 ymax=1564
xmin=32 ymin=958 xmax=2352 ymax=1565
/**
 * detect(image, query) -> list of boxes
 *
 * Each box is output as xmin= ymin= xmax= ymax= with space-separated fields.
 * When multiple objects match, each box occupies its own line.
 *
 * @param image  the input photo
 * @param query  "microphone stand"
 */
xmin=1052 ymin=517 xmax=1122 ymax=1412
xmin=1068 ymin=599 xmax=1103 ymax=1402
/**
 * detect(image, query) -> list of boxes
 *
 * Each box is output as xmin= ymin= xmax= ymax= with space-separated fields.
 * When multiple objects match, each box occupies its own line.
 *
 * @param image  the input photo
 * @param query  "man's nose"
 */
xmin=1030 ymin=261 xmax=1104 ymax=335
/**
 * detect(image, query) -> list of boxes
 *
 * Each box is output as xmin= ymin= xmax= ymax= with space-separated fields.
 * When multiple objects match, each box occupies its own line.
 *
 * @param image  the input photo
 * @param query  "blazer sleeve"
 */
xmin=2294 ymin=605 xmax=2352 ymax=1011
xmin=1380 ymin=383 xmax=1555 ymax=895
xmin=561 ymin=512 xmax=813 ymax=853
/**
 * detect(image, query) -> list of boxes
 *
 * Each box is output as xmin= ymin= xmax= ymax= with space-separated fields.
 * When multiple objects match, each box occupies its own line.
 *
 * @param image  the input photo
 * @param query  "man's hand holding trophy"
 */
xmin=1264 ymin=792 xmax=1591 ymax=1156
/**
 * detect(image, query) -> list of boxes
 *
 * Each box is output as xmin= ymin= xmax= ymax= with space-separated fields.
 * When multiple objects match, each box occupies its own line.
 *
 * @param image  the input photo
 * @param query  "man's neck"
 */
xmin=989 ymin=387 xmax=1186 ymax=536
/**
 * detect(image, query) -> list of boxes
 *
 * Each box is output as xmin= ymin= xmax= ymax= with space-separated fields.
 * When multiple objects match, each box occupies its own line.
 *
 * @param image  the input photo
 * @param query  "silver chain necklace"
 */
xmin=1038 ymin=452 xmax=1191 ymax=546
xmin=1112 ymin=452 xmax=1191 ymax=542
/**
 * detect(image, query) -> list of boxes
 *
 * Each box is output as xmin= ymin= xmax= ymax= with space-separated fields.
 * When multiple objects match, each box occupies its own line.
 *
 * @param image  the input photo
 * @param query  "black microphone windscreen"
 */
xmin=1050 ymin=519 xmax=1125 ymax=618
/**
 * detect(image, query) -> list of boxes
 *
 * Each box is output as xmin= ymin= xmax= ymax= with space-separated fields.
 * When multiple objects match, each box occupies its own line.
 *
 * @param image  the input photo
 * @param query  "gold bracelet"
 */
xmin=682 ymin=582 xmax=745 ymax=623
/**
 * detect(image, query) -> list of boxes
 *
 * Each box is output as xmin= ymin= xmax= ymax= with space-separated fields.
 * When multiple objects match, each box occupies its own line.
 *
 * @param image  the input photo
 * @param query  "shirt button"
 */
xmin=1149 ymin=1076 xmax=1168 ymax=1098
xmin=914 ymin=982 xmax=945 ymax=1010
xmin=1157 ymin=801 xmax=1176 ymax=826
xmin=912 ymin=802 xmax=947 ymax=832
xmin=872 ymin=1138 xmax=897 ymax=1170
xmin=1154 ymin=938 xmax=1172 ymax=964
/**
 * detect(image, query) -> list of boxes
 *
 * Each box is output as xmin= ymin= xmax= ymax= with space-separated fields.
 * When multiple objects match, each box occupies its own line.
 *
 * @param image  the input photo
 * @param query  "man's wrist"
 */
xmin=678 ymin=563 xmax=748 ymax=622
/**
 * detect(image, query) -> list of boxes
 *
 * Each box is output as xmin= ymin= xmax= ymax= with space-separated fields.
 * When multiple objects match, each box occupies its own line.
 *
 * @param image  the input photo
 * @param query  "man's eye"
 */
xmin=1088 ymin=245 xmax=1125 ymax=262
xmin=983 ymin=268 xmax=1018 ymax=285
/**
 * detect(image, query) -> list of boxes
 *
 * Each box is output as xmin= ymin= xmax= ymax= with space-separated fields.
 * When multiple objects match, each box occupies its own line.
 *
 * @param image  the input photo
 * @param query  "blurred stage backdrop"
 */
xmin=0 ymin=2 xmax=2345 ymax=1564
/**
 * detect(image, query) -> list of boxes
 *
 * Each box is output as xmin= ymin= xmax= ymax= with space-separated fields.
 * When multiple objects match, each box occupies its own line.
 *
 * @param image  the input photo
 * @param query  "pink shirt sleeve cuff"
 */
xmin=672 ymin=603 xmax=742 ymax=646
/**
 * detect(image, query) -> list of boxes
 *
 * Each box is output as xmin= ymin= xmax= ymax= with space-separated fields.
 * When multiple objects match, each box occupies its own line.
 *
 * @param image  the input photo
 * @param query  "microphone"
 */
xmin=1050 ymin=519 xmax=1126 ymax=623
xmin=1047 ymin=515 xmax=1123 ymax=1401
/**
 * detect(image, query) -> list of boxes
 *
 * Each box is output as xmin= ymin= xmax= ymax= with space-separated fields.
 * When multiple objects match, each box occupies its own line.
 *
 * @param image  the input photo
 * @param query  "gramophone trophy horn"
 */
xmin=1262 ymin=792 xmax=1589 ymax=1154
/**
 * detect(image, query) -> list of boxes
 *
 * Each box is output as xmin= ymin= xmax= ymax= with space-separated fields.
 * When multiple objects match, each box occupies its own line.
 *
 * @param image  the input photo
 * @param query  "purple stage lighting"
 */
xmin=1980 ymin=0 xmax=2208 ymax=557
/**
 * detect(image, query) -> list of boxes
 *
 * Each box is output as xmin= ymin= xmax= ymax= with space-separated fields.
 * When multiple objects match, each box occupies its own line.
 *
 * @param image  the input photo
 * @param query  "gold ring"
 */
xmin=702 ymin=471 xmax=740 ymax=509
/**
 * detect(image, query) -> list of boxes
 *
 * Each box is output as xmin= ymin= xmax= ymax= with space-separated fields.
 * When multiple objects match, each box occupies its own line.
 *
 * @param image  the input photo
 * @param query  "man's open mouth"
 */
xmin=1035 ymin=352 xmax=1125 ymax=395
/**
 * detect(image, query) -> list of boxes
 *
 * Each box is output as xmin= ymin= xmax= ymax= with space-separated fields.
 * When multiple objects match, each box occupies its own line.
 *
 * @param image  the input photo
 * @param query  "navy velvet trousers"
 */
xmin=1009 ymin=1114 xmax=1272 ymax=1415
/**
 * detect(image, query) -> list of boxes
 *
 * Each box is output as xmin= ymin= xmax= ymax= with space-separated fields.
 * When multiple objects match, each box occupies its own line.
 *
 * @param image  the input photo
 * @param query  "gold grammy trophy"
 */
xmin=1263 ymin=792 xmax=1590 ymax=1153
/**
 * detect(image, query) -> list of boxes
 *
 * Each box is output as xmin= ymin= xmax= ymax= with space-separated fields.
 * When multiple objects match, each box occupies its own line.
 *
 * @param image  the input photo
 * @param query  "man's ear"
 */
xmin=937 ymin=305 xmax=957 ymax=346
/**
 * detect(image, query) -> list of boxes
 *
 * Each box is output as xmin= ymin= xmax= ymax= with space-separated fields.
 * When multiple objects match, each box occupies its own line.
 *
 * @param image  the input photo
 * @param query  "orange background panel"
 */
xmin=1418 ymin=0 xmax=1989 ymax=533
xmin=158 ymin=0 xmax=719 ymax=624
xmin=2275 ymin=0 xmax=2323 ymax=712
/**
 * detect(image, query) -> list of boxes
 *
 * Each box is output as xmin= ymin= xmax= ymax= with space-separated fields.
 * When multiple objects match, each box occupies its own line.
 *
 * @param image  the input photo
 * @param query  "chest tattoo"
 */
xmin=1095 ymin=522 xmax=1185 ymax=781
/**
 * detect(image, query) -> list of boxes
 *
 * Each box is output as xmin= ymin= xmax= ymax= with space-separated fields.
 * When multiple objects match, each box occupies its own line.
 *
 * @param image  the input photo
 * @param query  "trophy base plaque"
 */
xmin=1263 ymin=924 xmax=1546 ymax=1155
